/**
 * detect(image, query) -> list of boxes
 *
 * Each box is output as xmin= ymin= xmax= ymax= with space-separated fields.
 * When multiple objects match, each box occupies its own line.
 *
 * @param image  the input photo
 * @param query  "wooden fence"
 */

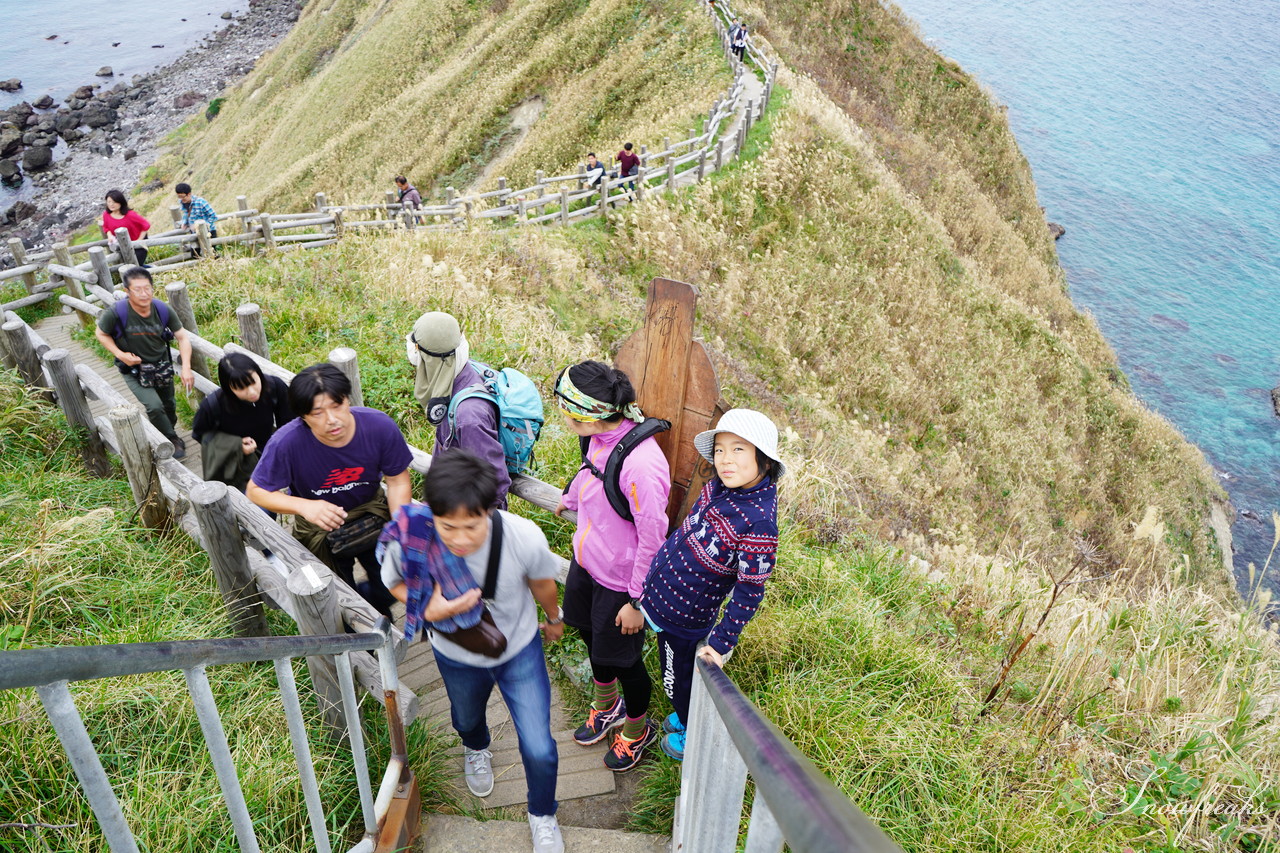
xmin=0 ymin=1 xmax=775 ymax=315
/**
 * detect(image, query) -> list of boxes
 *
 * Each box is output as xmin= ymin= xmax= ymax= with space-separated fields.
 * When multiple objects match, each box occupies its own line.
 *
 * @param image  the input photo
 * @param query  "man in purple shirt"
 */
xmin=408 ymin=311 xmax=512 ymax=508
xmin=248 ymin=362 xmax=412 ymax=615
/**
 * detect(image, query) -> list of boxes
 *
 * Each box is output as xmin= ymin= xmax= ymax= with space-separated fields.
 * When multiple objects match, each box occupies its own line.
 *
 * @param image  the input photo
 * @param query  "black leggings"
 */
xmin=580 ymin=627 xmax=651 ymax=718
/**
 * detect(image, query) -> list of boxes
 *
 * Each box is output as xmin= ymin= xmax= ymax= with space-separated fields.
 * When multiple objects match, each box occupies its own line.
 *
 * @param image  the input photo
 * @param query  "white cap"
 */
xmin=693 ymin=408 xmax=785 ymax=480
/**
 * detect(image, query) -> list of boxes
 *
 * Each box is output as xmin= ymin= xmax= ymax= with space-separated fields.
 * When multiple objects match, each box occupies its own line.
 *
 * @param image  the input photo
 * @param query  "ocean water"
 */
xmin=0 ymin=0 xmax=248 ymax=205
xmin=890 ymin=0 xmax=1280 ymax=595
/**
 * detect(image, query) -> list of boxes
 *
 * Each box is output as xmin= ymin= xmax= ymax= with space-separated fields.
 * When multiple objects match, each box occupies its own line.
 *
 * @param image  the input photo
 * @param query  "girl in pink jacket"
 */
xmin=555 ymin=360 xmax=671 ymax=772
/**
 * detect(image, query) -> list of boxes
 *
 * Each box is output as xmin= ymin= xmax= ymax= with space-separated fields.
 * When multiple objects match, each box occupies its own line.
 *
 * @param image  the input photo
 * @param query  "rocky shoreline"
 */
xmin=0 ymin=0 xmax=302 ymax=258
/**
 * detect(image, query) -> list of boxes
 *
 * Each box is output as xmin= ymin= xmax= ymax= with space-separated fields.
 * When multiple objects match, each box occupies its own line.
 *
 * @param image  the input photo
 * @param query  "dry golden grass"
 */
xmin=146 ymin=0 xmax=729 ymax=215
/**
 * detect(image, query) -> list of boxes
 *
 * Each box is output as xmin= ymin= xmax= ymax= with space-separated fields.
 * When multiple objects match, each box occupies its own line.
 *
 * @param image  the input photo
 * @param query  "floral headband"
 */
xmin=554 ymin=367 xmax=644 ymax=423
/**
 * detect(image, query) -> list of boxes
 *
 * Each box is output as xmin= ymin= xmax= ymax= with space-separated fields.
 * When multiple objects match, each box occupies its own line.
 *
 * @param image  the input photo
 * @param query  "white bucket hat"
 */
xmin=693 ymin=408 xmax=785 ymax=480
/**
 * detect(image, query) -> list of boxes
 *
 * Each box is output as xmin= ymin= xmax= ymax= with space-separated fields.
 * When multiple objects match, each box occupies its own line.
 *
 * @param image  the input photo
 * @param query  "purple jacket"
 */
xmin=562 ymin=420 xmax=671 ymax=597
xmin=436 ymin=363 xmax=511 ymax=508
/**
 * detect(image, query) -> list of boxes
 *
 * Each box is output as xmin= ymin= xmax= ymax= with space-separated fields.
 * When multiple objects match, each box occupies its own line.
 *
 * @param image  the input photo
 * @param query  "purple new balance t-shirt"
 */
xmin=253 ymin=407 xmax=413 ymax=511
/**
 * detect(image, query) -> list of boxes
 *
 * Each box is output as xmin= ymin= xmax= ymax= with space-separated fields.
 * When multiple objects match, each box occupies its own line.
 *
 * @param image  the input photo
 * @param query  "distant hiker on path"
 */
xmin=247 ymin=363 xmax=411 ymax=617
xmin=731 ymin=22 xmax=749 ymax=62
xmin=175 ymin=182 xmax=217 ymax=255
xmin=408 ymin=311 xmax=512 ymax=508
xmin=191 ymin=353 xmax=294 ymax=490
xmin=555 ymin=361 xmax=672 ymax=772
xmin=583 ymin=152 xmax=606 ymax=189
xmin=615 ymin=143 xmax=640 ymax=193
xmin=395 ymin=176 xmax=421 ymax=210
xmin=101 ymin=189 xmax=150 ymax=266
xmin=93 ymin=267 xmax=195 ymax=458
xmin=379 ymin=450 xmax=567 ymax=853
xmin=641 ymin=409 xmax=782 ymax=761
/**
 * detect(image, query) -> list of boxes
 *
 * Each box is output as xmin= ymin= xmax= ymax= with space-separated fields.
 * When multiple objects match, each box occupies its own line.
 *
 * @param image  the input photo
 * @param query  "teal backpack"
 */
xmin=447 ymin=360 xmax=544 ymax=475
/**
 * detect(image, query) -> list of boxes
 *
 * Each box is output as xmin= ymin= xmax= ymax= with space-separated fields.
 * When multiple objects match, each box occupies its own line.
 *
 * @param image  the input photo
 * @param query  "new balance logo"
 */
xmin=322 ymin=467 xmax=365 ymax=487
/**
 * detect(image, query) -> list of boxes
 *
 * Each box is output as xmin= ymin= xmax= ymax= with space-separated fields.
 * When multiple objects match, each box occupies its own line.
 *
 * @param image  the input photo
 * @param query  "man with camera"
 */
xmin=94 ymin=267 xmax=195 ymax=458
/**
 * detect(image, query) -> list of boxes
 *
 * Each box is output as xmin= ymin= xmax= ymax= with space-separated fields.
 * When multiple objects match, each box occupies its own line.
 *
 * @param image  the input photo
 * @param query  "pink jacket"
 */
xmin=562 ymin=420 xmax=672 ymax=598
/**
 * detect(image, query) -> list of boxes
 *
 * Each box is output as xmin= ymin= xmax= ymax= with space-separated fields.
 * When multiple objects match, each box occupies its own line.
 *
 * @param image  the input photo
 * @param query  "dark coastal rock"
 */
xmin=54 ymin=112 xmax=80 ymax=133
xmin=138 ymin=178 xmax=164 ymax=193
xmin=0 ymin=79 xmax=22 ymax=92
xmin=89 ymin=141 xmax=113 ymax=157
xmin=96 ymin=66 xmax=114 ymax=77
xmin=1242 ymin=509 xmax=1263 ymax=523
xmin=33 ymin=95 xmax=54 ymax=110
xmin=1271 ymin=386 xmax=1280 ymax=419
xmin=30 ymin=134 xmax=56 ymax=148
xmin=70 ymin=85 xmax=95 ymax=101
xmin=21 ymin=130 xmax=37 ymax=145
xmin=122 ymin=148 xmax=137 ymax=161
xmin=1149 ymin=314 xmax=1190 ymax=332
xmin=173 ymin=91 xmax=204 ymax=109
xmin=60 ymin=128 xmax=82 ymax=143
xmin=0 ymin=129 xmax=20 ymax=157
xmin=3 ymin=200 xmax=35 ymax=221
xmin=67 ymin=98 xmax=87 ymax=111
xmin=222 ymin=11 xmax=233 ymax=19
xmin=101 ymin=92 xmax=125 ymax=109
xmin=24 ymin=114 xmax=39 ymax=127
xmin=0 ymin=160 xmax=21 ymax=185
xmin=22 ymin=147 xmax=52 ymax=170
xmin=81 ymin=104 xmax=118 ymax=128
xmin=1048 ymin=221 xmax=1065 ymax=240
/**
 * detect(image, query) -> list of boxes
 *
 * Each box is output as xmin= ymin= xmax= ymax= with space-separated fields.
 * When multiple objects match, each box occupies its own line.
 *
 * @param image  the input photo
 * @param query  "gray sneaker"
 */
xmin=463 ymin=746 xmax=493 ymax=797
xmin=528 ymin=812 xmax=564 ymax=853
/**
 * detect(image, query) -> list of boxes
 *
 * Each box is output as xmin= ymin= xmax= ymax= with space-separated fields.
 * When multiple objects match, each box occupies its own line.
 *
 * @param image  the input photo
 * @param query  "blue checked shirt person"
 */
xmin=175 ymin=183 xmax=218 ymax=242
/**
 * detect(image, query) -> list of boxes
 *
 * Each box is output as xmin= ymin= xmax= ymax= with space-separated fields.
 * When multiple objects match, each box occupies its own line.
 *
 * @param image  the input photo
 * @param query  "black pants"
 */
xmin=657 ymin=631 xmax=701 ymax=727
xmin=563 ymin=560 xmax=651 ymax=717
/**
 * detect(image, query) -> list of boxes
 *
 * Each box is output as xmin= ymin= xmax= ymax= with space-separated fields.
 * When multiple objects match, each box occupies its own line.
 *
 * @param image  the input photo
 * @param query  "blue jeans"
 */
xmin=432 ymin=633 xmax=559 ymax=816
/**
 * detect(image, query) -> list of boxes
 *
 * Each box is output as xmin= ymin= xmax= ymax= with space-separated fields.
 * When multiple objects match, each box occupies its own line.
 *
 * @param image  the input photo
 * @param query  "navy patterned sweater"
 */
xmin=641 ymin=476 xmax=778 ymax=654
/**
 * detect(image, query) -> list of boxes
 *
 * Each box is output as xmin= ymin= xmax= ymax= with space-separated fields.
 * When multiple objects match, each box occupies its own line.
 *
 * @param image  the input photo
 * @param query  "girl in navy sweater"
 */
xmin=640 ymin=409 xmax=783 ymax=760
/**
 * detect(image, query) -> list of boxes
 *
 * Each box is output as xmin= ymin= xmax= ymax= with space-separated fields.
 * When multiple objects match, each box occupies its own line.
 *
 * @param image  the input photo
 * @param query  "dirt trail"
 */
xmin=466 ymin=96 xmax=544 ymax=193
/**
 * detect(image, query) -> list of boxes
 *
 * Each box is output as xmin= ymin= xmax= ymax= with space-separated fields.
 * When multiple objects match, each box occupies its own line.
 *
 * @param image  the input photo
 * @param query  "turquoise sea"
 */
xmin=893 ymin=0 xmax=1280 ymax=596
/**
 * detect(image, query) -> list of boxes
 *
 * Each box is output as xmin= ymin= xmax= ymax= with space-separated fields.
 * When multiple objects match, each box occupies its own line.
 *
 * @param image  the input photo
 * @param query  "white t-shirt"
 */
xmin=381 ymin=510 xmax=559 ymax=667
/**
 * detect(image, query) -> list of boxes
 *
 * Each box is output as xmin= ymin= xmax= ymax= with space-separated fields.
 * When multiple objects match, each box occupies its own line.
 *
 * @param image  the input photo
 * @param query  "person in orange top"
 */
xmin=101 ymin=189 xmax=151 ymax=266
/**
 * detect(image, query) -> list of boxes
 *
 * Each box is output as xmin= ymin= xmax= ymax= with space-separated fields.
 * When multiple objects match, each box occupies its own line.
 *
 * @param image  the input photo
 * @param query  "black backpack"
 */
xmin=564 ymin=418 xmax=670 ymax=523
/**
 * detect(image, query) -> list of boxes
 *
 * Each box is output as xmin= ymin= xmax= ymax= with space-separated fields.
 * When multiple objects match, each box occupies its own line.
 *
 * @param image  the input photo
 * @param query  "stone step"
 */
xmin=421 ymin=813 xmax=669 ymax=853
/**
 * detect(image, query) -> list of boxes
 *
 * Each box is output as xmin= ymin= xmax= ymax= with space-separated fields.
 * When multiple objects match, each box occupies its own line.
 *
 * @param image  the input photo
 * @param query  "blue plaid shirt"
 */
xmin=181 ymin=196 xmax=218 ymax=231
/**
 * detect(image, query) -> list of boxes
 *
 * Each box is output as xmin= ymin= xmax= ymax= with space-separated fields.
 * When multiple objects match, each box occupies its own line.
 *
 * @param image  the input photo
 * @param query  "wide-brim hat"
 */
xmin=694 ymin=408 xmax=785 ymax=480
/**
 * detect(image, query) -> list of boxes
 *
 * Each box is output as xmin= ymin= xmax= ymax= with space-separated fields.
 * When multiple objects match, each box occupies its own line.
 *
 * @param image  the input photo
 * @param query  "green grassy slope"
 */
xmin=150 ymin=0 xmax=729 ymax=211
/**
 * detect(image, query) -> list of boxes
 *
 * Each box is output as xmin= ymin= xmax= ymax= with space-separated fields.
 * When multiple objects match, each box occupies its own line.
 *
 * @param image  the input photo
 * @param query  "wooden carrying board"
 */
xmin=615 ymin=278 xmax=726 ymax=528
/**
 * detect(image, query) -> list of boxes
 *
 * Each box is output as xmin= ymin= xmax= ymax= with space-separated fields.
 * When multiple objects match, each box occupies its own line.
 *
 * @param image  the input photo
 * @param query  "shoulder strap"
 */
xmin=480 ymin=511 xmax=504 ymax=600
xmin=112 ymin=299 xmax=173 ymax=342
xmin=601 ymin=418 xmax=670 ymax=521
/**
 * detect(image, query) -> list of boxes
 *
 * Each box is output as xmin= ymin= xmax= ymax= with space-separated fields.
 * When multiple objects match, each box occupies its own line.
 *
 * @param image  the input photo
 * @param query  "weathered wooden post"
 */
xmin=331 ymin=208 xmax=345 ymax=237
xmin=2 ymin=319 xmax=46 ymax=392
xmin=636 ymin=167 xmax=647 ymax=201
xmin=577 ymin=163 xmax=587 ymax=189
xmin=445 ymin=186 xmax=456 ymax=207
xmin=287 ymin=564 xmax=347 ymax=737
xmin=384 ymin=190 xmax=397 ymax=217
xmin=315 ymin=193 xmax=334 ymax=236
xmin=736 ymin=122 xmax=746 ymax=154
xmin=615 ymin=278 xmax=724 ymax=524
xmin=497 ymin=177 xmax=508 ymax=206
xmin=43 ymin=348 xmax=110 ymax=476
xmin=52 ymin=243 xmax=89 ymax=327
xmin=667 ymin=156 xmax=676 ymax=191
xmin=235 ymin=195 xmax=249 ymax=236
xmin=88 ymin=246 xmax=112 ymax=291
xmin=535 ymin=170 xmax=546 ymax=200
xmin=559 ymin=188 xmax=570 ymax=226
xmin=195 ymin=221 xmax=213 ymax=258
xmin=463 ymin=199 xmax=474 ymax=228
xmin=402 ymin=206 xmax=417 ymax=230
xmin=328 ymin=346 xmax=363 ymax=407
xmin=258 ymin=215 xmax=278 ymax=253
xmin=169 ymin=205 xmax=184 ymax=231
xmin=114 ymin=227 xmax=140 ymax=269
xmin=744 ymin=97 xmax=755 ymax=134
xmin=164 ymin=282 xmax=210 ymax=382
xmin=698 ymin=148 xmax=708 ymax=182
xmin=598 ymin=176 xmax=610 ymax=215
xmin=109 ymin=404 xmax=172 ymax=530
xmin=190 ymin=481 xmax=270 ymax=637
xmin=7 ymin=238 xmax=38 ymax=294
xmin=236 ymin=303 xmax=270 ymax=358
xmin=715 ymin=138 xmax=725 ymax=171
xmin=517 ymin=197 xmax=528 ymax=224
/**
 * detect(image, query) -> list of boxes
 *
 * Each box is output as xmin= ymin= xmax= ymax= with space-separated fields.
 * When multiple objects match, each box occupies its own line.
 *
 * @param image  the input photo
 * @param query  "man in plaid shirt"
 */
xmin=175 ymin=183 xmax=217 ymax=255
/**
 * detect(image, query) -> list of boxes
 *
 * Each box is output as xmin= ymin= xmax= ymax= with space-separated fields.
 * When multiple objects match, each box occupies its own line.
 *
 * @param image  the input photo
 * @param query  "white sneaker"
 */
xmin=528 ymin=812 xmax=564 ymax=853
xmin=463 ymin=746 xmax=494 ymax=797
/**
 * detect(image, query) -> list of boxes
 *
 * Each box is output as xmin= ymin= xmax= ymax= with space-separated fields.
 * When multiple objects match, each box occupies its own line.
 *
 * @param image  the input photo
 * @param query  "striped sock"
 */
xmin=621 ymin=714 xmax=647 ymax=740
xmin=592 ymin=678 xmax=619 ymax=711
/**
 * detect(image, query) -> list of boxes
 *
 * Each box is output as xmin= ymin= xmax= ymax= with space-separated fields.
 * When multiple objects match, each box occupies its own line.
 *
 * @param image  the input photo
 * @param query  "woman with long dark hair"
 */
xmin=192 ymin=353 xmax=294 ymax=489
xmin=101 ymin=189 xmax=151 ymax=267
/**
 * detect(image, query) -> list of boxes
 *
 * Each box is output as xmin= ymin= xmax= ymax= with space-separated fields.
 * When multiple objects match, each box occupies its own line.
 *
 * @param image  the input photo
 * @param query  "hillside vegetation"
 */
xmin=20 ymin=0 xmax=1276 ymax=849
xmin=149 ymin=0 xmax=729 ymax=210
